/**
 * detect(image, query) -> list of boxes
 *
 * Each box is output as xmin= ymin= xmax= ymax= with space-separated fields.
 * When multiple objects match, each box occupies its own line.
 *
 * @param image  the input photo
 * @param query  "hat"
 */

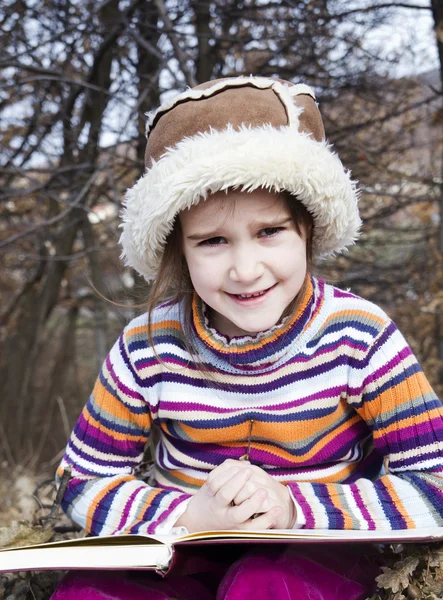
xmin=120 ymin=76 xmax=361 ymax=281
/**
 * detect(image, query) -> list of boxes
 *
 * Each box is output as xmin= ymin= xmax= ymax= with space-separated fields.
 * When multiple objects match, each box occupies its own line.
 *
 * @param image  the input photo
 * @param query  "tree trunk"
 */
xmin=431 ymin=0 xmax=443 ymax=385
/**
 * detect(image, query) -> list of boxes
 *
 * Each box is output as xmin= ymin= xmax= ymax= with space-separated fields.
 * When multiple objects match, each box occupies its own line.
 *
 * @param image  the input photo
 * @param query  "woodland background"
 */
xmin=0 ymin=0 xmax=442 ymax=524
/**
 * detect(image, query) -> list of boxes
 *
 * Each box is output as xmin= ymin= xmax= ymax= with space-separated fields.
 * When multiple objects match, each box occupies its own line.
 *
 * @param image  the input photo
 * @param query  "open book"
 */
xmin=2 ymin=527 xmax=443 ymax=575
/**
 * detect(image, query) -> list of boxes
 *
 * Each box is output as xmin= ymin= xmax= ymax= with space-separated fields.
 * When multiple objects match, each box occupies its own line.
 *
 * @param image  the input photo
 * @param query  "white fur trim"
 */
xmin=288 ymin=83 xmax=316 ymax=98
xmin=120 ymin=125 xmax=361 ymax=281
xmin=145 ymin=77 xmax=316 ymax=135
xmin=270 ymin=80 xmax=303 ymax=127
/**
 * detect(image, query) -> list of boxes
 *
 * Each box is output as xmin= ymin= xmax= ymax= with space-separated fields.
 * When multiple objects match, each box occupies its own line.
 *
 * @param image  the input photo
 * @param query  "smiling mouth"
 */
xmin=227 ymin=284 xmax=277 ymax=301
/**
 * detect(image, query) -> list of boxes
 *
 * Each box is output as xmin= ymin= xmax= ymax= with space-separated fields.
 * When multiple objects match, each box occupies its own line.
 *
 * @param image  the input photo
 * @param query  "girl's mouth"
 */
xmin=227 ymin=284 xmax=277 ymax=303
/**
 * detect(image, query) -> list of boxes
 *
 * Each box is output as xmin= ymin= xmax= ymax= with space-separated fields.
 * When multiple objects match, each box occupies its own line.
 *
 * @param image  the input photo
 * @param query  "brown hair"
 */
xmin=147 ymin=191 xmax=314 ymax=362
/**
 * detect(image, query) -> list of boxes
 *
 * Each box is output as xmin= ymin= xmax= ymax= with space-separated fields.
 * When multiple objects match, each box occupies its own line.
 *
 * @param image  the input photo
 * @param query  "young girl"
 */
xmin=52 ymin=76 xmax=443 ymax=600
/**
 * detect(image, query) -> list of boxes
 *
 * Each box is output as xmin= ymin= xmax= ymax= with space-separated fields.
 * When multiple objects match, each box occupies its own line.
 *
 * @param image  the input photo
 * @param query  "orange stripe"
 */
xmin=304 ymin=414 xmax=361 ymax=462
xmin=179 ymin=399 xmax=350 ymax=445
xmin=217 ymin=420 xmax=359 ymax=465
xmin=86 ymin=475 xmax=133 ymax=531
xmin=323 ymin=309 xmax=386 ymax=328
xmin=179 ymin=414 xmax=360 ymax=464
xmin=164 ymin=469 xmax=205 ymax=487
xmin=311 ymin=462 xmax=356 ymax=484
xmin=83 ymin=406 xmax=148 ymax=443
xmin=125 ymin=320 xmax=182 ymax=338
xmin=382 ymin=477 xmax=415 ymax=527
xmin=374 ymin=406 xmax=443 ymax=439
xmin=122 ymin=488 xmax=164 ymax=534
xmin=325 ymin=483 xmax=353 ymax=528
xmin=362 ymin=371 xmax=434 ymax=423
xmin=92 ymin=379 xmax=150 ymax=430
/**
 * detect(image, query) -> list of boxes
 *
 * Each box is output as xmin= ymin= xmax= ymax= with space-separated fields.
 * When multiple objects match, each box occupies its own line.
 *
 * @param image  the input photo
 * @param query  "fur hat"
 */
xmin=120 ymin=76 xmax=361 ymax=281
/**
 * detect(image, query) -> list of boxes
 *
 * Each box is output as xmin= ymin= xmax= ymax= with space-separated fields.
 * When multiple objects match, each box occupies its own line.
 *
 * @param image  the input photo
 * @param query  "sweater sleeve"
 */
xmin=288 ymin=320 xmax=443 ymax=530
xmin=56 ymin=332 xmax=191 ymax=536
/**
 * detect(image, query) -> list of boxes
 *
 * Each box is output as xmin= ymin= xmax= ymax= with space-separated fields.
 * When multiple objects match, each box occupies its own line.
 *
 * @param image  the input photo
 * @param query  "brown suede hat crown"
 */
xmin=120 ymin=76 xmax=360 ymax=281
xmin=146 ymin=79 xmax=325 ymax=166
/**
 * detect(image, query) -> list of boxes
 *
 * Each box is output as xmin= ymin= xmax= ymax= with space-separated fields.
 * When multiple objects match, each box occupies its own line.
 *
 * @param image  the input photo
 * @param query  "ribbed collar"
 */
xmin=191 ymin=276 xmax=322 ymax=372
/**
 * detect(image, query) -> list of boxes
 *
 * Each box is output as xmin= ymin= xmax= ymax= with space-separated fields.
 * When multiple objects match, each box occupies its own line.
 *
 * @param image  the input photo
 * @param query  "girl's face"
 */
xmin=180 ymin=189 xmax=308 ymax=338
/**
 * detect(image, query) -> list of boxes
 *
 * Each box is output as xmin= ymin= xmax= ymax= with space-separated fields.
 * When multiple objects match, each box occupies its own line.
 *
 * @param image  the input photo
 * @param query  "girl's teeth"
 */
xmin=238 ymin=290 xmax=265 ymax=299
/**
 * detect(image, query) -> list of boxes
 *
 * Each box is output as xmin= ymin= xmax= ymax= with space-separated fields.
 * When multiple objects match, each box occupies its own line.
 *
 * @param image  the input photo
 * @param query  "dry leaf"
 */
xmin=427 ymin=548 xmax=443 ymax=568
xmin=375 ymin=556 xmax=420 ymax=593
xmin=424 ymin=579 xmax=443 ymax=597
xmin=0 ymin=522 xmax=53 ymax=549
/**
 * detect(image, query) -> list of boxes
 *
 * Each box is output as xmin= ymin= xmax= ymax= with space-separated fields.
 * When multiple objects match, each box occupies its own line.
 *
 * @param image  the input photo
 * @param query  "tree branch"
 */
xmin=153 ymin=0 xmax=197 ymax=87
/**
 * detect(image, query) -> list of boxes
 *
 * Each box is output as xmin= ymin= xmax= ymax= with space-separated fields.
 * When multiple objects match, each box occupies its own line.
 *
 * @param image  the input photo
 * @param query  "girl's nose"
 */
xmin=229 ymin=247 xmax=264 ymax=284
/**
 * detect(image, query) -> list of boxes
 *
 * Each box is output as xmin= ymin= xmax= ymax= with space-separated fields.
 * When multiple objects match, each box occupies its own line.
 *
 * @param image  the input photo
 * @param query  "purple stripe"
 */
xmin=106 ymin=345 xmax=145 ymax=402
xmin=158 ymin=385 xmax=345 ymax=414
xmin=333 ymin=288 xmax=357 ymax=299
xmin=288 ymin=482 xmax=316 ymax=528
xmin=137 ymin=356 xmax=190 ymax=370
xmin=284 ymin=339 xmax=369 ymax=363
xmin=154 ymin=357 xmax=352 ymax=394
xmin=68 ymin=440 xmax=138 ymax=471
xmin=112 ymin=485 xmax=147 ymax=534
xmin=247 ymin=446 xmax=310 ymax=467
xmin=350 ymin=484 xmax=376 ymax=530
xmin=75 ymin=415 xmax=145 ymax=454
xmin=364 ymin=321 xmax=398 ymax=364
xmin=117 ymin=334 xmax=153 ymax=394
xmin=147 ymin=495 xmax=190 ymax=534
xmin=390 ymin=448 xmax=443 ymax=470
xmin=384 ymin=419 xmax=443 ymax=446
xmin=350 ymin=347 xmax=414 ymax=398
xmin=306 ymin=427 xmax=361 ymax=463
xmin=140 ymin=338 xmax=370 ymax=381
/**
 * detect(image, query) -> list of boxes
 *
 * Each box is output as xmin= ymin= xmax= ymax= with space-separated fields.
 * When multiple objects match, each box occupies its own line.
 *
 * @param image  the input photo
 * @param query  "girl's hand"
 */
xmin=211 ymin=459 xmax=297 ymax=530
xmin=174 ymin=462 xmax=281 ymax=533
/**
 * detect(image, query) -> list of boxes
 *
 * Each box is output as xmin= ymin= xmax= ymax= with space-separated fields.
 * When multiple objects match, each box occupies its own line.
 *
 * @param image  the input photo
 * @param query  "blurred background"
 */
xmin=0 ymin=0 xmax=442 ymax=512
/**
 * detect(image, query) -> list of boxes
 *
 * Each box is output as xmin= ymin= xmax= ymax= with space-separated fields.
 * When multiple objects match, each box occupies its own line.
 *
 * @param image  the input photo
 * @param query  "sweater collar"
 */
xmin=191 ymin=276 xmax=318 ymax=370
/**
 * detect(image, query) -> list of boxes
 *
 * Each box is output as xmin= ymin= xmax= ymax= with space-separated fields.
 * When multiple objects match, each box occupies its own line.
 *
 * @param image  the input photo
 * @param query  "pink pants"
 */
xmin=51 ymin=544 xmax=382 ymax=600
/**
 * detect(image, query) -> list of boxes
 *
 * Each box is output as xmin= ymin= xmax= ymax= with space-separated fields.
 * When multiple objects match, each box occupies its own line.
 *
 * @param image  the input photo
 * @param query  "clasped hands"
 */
xmin=176 ymin=459 xmax=296 ymax=533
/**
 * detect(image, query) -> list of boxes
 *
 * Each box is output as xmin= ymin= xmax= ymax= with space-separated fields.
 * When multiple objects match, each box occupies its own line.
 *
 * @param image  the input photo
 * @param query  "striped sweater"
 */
xmin=58 ymin=276 xmax=443 ymax=534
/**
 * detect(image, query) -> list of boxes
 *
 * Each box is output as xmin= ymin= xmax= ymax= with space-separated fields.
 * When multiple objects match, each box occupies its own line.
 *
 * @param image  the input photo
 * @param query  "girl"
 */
xmin=52 ymin=76 xmax=443 ymax=600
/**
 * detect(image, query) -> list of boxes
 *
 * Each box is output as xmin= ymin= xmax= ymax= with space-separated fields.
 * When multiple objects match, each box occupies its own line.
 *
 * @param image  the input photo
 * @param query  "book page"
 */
xmin=171 ymin=527 xmax=443 ymax=544
xmin=0 ymin=541 xmax=172 ymax=574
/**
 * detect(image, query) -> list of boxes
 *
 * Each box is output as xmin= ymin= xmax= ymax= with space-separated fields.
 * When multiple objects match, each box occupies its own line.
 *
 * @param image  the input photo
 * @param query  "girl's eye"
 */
xmin=260 ymin=227 xmax=283 ymax=237
xmin=199 ymin=236 xmax=226 ymax=247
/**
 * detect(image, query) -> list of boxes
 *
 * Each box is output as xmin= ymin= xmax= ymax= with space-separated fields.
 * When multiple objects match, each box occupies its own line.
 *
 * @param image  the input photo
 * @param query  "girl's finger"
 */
xmin=233 ymin=480 xmax=278 ymax=512
xmin=231 ymin=487 xmax=269 ymax=523
xmin=206 ymin=467 xmax=241 ymax=496
xmin=232 ymin=481 xmax=257 ymax=506
xmin=214 ymin=468 xmax=253 ymax=506
xmin=206 ymin=458 xmax=250 ymax=488
xmin=240 ymin=506 xmax=282 ymax=531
